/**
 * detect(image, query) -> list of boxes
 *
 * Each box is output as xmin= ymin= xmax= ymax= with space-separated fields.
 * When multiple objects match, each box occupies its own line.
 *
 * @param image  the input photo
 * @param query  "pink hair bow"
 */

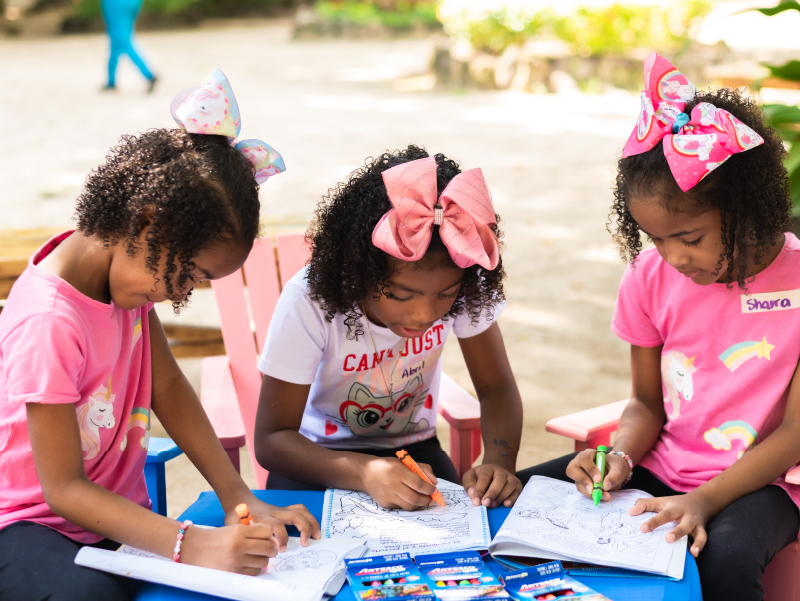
xmin=623 ymin=52 xmax=763 ymax=192
xmin=372 ymin=157 xmax=499 ymax=270
xmin=170 ymin=69 xmax=285 ymax=184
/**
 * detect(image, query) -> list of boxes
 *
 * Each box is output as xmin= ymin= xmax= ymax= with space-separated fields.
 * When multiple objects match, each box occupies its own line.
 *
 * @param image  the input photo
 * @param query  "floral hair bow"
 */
xmin=372 ymin=156 xmax=499 ymax=270
xmin=623 ymin=52 xmax=763 ymax=191
xmin=170 ymin=69 xmax=285 ymax=184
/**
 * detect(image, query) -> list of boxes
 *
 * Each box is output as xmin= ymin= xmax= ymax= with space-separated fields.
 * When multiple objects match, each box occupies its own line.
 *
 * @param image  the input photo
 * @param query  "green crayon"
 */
xmin=593 ymin=445 xmax=608 ymax=506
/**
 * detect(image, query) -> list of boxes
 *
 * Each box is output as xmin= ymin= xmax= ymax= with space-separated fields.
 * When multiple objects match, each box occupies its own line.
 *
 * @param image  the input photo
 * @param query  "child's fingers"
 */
xmin=396 ymin=486 xmax=435 ymax=510
xmin=602 ymin=456 xmax=629 ymax=491
xmin=689 ymin=526 xmax=707 ymax=557
xmin=566 ymin=450 xmax=601 ymax=498
xmin=281 ymin=504 xmax=322 ymax=543
xmin=418 ymin=462 xmax=438 ymax=486
xmin=461 ymin=468 xmax=477 ymax=493
xmin=401 ymin=467 xmax=436 ymax=496
xmin=256 ymin=519 xmax=289 ymax=553
xmin=480 ymin=471 xmax=509 ymax=507
xmin=665 ymin=514 xmax=695 ymax=543
xmin=497 ymin=475 xmax=523 ymax=507
xmin=469 ymin=472 xmax=493 ymax=506
xmin=628 ymin=497 xmax=661 ymax=517
xmin=242 ymin=537 xmax=279 ymax=560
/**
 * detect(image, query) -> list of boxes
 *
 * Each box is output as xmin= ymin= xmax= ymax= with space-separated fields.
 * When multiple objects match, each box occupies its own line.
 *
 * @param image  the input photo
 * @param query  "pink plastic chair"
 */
xmin=546 ymin=400 xmax=800 ymax=601
xmin=201 ymin=233 xmax=482 ymax=489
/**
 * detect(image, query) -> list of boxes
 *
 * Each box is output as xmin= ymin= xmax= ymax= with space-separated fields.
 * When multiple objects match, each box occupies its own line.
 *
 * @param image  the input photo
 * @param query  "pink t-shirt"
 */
xmin=612 ymin=233 xmax=800 ymax=512
xmin=0 ymin=231 xmax=153 ymax=543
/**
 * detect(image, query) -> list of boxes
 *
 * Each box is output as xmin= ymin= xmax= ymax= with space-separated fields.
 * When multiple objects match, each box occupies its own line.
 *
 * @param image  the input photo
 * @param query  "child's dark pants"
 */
xmin=518 ymin=453 xmax=800 ymax=601
xmin=0 ymin=520 xmax=134 ymax=601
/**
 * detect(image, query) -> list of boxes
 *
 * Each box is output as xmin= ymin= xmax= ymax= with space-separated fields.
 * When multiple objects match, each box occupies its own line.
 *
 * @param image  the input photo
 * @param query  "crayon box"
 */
xmin=502 ymin=561 xmax=611 ymax=601
xmin=416 ymin=551 xmax=510 ymax=599
xmin=345 ymin=553 xmax=435 ymax=601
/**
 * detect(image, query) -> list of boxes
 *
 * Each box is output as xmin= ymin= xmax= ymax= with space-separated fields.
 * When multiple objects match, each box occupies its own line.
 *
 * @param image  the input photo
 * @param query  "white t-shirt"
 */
xmin=257 ymin=267 xmax=504 ymax=450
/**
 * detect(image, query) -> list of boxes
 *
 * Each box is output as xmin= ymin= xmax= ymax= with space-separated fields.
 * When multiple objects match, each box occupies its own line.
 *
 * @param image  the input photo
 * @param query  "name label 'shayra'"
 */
xmin=741 ymin=289 xmax=800 ymax=313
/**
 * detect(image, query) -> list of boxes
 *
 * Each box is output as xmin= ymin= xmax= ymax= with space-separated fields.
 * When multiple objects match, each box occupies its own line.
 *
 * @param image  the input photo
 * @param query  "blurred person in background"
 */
xmin=101 ymin=0 xmax=157 ymax=92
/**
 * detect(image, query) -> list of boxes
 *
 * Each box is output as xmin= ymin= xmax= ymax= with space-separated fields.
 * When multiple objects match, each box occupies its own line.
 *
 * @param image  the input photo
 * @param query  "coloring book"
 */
xmin=75 ymin=535 xmax=367 ymax=601
xmin=322 ymin=479 xmax=491 ymax=557
xmin=489 ymin=477 xmax=686 ymax=579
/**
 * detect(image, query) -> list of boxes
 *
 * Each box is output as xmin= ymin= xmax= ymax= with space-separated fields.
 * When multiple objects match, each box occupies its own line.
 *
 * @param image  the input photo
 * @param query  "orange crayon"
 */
xmin=235 ymin=503 xmax=253 ymax=525
xmin=396 ymin=449 xmax=445 ymax=506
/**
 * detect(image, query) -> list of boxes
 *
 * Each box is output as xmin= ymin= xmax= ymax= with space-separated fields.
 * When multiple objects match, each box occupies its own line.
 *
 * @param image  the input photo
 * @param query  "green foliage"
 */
xmin=438 ymin=0 xmax=711 ymax=57
xmin=450 ymin=6 xmax=547 ymax=54
xmin=66 ymin=0 xmax=293 ymax=29
xmin=551 ymin=2 xmax=710 ymax=58
xmin=752 ymin=5 xmax=800 ymax=212
xmin=313 ymin=0 xmax=439 ymax=31
xmin=765 ymin=60 xmax=800 ymax=83
xmin=756 ymin=1 xmax=800 ymax=16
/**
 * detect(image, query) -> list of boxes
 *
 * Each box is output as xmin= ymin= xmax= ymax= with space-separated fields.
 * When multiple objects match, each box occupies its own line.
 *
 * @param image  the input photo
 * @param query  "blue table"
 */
xmin=135 ymin=491 xmax=702 ymax=601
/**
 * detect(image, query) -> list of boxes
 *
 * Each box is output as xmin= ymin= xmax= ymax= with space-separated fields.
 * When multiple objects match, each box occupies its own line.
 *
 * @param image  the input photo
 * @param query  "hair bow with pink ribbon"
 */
xmin=623 ymin=52 xmax=764 ymax=192
xmin=371 ymin=156 xmax=499 ymax=270
xmin=170 ymin=69 xmax=285 ymax=184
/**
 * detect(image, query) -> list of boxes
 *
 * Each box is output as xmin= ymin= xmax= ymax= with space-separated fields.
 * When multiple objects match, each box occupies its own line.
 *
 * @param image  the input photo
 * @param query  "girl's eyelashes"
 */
xmin=385 ymin=292 xmax=412 ymax=302
xmin=683 ymin=237 xmax=702 ymax=247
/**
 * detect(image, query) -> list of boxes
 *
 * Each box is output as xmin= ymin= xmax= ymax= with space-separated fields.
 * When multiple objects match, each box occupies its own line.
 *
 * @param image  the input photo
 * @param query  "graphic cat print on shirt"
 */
xmin=328 ymin=374 xmax=432 ymax=438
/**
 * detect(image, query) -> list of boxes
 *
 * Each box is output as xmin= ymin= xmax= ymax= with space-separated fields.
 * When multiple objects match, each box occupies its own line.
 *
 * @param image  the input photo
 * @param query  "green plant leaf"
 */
xmin=786 ymin=141 xmax=800 ymax=176
xmin=756 ymin=1 xmax=800 ymax=16
xmin=763 ymin=103 xmax=800 ymax=125
xmin=765 ymin=60 xmax=800 ymax=83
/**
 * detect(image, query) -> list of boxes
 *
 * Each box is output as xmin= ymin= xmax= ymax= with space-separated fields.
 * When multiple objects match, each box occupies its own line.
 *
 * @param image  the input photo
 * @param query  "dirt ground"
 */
xmin=1 ymin=21 xmax=637 ymax=518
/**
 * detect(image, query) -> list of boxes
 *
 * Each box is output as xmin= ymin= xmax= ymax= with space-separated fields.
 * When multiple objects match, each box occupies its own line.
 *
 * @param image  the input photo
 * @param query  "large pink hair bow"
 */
xmin=623 ymin=52 xmax=763 ymax=191
xmin=372 ymin=157 xmax=499 ymax=270
xmin=170 ymin=69 xmax=285 ymax=184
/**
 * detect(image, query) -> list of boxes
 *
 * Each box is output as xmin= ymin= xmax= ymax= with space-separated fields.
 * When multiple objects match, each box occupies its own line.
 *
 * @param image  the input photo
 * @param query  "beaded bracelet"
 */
xmin=173 ymin=519 xmax=192 ymax=563
xmin=609 ymin=450 xmax=634 ymax=484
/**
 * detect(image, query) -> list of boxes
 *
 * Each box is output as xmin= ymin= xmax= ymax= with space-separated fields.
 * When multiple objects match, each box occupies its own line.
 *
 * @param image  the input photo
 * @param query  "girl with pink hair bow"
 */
xmin=517 ymin=52 xmax=800 ymax=601
xmin=0 ymin=71 xmax=317 ymax=601
xmin=255 ymin=145 xmax=524 ymax=511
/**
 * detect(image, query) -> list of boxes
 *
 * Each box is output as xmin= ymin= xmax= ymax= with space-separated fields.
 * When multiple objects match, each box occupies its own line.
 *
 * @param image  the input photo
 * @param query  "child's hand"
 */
xmin=566 ymin=449 xmax=630 ymax=502
xmin=462 ymin=464 xmax=522 ymax=508
xmin=224 ymin=500 xmax=321 ymax=550
xmin=628 ymin=492 xmax=711 ymax=558
xmin=362 ymin=457 xmax=438 ymax=510
xmin=181 ymin=523 xmax=278 ymax=575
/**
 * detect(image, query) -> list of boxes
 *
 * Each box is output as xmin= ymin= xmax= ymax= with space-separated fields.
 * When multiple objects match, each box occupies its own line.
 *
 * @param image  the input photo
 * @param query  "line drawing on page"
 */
xmin=322 ymin=480 xmax=491 ymax=556
xmin=269 ymin=549 xmax=338 ymax=572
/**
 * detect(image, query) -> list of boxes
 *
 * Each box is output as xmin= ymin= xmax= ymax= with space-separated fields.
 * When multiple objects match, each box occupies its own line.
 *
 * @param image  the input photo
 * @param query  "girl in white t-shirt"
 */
xmin=256 ymin=145 xmax=524 ymax=510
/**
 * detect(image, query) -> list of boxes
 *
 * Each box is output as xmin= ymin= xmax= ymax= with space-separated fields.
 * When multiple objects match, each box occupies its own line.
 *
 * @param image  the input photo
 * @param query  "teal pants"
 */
xmin=101 ymin=0 xmax=154 ymax=87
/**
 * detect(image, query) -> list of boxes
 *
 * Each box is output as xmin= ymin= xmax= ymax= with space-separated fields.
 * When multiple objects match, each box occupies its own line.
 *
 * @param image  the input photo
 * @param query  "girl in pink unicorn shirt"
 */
xmin=518 ymin=53 xmax=800 ymax=601
xmin=0 ymin=70 xmax=317 ymax=601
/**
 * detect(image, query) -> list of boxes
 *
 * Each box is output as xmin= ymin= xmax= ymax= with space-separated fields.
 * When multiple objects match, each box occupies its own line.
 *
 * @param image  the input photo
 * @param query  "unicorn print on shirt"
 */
xmin=329 ymin=374 xmax=431 ymax=438
xmin=76 ymin=377 xmax=116 ymax=460
xmin=661 ymin=351 xmax=697 ymax=420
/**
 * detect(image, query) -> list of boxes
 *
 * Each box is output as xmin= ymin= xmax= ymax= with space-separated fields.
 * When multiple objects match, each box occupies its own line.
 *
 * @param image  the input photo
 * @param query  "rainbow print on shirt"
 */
xmin=120 ymin=407 xmax=151 ymax=452
xmin=718 ymin=337 xmax=774 ymax=372
xmin=704 ymin=420 xmax=757 ymax=459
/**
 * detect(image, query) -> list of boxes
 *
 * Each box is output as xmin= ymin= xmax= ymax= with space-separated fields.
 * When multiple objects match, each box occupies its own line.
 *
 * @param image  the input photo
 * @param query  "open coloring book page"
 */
xmin=322 ymin=479 xmax=490 ymax=557
xmin=490 ymin=477 xmax=686 ymax=578
xmin=76 ymin=535 xmax=367 ymax=601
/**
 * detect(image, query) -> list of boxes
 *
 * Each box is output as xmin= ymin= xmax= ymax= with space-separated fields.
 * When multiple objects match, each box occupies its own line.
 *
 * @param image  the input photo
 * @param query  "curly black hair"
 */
xmin=74 ymin=129 xmax=261 ymax=311
xmin=610 ymin=87 xmax=792 ymax=288
xmin=306 ymin=145 xmax=505 ymax=339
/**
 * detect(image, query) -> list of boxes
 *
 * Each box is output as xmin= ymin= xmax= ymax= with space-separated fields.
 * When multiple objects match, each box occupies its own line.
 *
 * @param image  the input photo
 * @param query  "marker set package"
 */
xmin=345 ymin=553 xmax=435 ymax=601
xmin=416 ymin=551 xmax=509 ymax=600
xmin=503 ymin=562 xmax=611 ymax=601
